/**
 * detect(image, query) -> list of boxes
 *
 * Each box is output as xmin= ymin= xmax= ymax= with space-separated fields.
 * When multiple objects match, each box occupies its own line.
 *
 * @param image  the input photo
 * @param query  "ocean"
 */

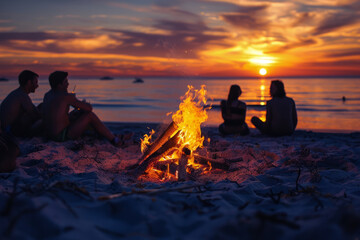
xmin=1 ymin=77 xmax=359 ymax=132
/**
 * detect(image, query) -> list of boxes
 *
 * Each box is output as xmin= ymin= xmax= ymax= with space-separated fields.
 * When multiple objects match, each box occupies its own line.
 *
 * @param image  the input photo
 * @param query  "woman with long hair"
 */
xmin=219 ymin=84 xmax=249 ymax=135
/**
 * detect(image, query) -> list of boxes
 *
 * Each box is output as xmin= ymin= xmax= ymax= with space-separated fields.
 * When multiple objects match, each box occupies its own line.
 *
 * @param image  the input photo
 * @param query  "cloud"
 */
xmin=0 ymin=11 xmax=230 ymax=60
xmin=220 ymin=5 xmax=270 ymax=30
xmin=291 ymin=12 xmax=315 ymax=27
xmin=325 ymin=50 xmax=360 ymax=58
xmin=265 ymin=38 xmax=317 ymax=53
xmin=0 ymin=31 xmax=77 ymax=42
xmin=302 ymin=59 xmax=360 ymax=69
xmin=102 ymin=28 xmax=227 ymax=58
xmin=153 ymin=20 xmax=210 ymax=33
xmin=313 ymin=12 xmax=359 ymax=35
xmin=101 ymin=19 xmax=228 ymax=58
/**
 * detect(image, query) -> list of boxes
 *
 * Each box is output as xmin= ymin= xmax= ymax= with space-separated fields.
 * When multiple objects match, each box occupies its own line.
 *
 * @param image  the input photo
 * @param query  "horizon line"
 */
xmin=1 ymin=75 xmax=360 ymax=80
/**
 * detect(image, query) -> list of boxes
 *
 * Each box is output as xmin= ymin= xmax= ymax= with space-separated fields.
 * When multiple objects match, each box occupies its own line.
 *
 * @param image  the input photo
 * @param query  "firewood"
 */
xmin=193 ymin=154 xmax=229 ymax=170
xmin=154 ymin=161 xmax=178 ymax=175
xmin=137 ymin=121 xmax=179 ymax=166
xmin=132 ymin=131 xmax=181 ymax=177
xmin=178 ymin=147 xmax=191 ymax=181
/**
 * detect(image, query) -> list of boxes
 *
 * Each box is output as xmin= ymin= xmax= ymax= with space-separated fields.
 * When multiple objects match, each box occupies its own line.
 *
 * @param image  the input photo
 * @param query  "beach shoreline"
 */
xmin=104 ymin=121 xmax=360 ymax=134
xmin=1 ymin=122 xmax=360 ymax=239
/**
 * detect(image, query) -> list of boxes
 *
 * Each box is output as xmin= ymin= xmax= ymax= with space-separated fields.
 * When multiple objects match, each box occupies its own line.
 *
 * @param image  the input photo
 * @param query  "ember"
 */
xmin=134 ymin=85 xmax=222 ymax=181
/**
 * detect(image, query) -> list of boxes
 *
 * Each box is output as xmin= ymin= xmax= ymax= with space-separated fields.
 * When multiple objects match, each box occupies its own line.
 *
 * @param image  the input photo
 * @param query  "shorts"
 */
xmin=52 ymin=127 xmax=69 ymax=142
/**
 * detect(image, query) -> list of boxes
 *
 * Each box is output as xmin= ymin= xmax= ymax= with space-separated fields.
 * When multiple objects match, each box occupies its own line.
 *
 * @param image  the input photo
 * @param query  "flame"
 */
xmin=140 ymin=85 xmax=210 ymax=180
xmin=172 ymin=85 xmax=208 ymax=152
xmin=141 ymin=129 xmax=155 ymax=153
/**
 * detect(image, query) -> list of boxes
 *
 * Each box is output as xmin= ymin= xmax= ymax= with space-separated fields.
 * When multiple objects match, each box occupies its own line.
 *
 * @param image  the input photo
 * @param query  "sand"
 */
xmin=1 ymin=122 xmax=360 ymax=239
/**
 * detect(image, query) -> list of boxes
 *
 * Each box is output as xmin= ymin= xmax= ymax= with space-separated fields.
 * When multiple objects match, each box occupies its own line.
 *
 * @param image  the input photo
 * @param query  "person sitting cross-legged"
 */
xmin=219 ymin=84 xmax=250 ymax=136
xmin=42 ymin=71 xmax=131 ymax=146
xmin=251 ymin=80 xmax=297 ymax=136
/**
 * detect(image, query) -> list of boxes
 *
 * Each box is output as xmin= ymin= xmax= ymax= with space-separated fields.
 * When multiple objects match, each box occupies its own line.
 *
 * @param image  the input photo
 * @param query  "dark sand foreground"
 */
xmin=1 ymin=122 xmax=360 ymax=239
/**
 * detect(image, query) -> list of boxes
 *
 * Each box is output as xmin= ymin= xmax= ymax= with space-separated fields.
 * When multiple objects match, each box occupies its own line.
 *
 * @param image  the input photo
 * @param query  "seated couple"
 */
xmin=0 ymin=70 xmax=131 ymax=147
xmin=219 ymin=80 xmax=297 ymax=137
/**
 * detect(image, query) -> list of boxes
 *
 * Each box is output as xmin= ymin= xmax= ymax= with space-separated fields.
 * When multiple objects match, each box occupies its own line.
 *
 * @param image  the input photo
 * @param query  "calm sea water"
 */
xmin=1 ymin=77 xmax=359 ymax=132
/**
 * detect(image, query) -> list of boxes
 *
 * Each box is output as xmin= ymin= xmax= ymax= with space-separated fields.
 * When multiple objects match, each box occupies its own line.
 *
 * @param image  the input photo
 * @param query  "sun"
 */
xmin=259 ymin=68 xmax=267 ymax=76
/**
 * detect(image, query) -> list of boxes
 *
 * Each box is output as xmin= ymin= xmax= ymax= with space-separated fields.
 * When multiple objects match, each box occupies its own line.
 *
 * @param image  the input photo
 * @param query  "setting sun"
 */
xmin=259 ymin=68 xmax=267 ymax=76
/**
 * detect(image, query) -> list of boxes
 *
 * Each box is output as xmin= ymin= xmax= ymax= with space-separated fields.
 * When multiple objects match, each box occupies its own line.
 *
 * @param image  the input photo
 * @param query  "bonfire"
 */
xmin=133 ymin=85 xmax=229 ymax=181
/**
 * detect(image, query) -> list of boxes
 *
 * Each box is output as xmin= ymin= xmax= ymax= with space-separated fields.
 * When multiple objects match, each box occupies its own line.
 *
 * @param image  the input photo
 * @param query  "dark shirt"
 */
xmin=221 ymin=100 xmax=246 ymax=126
xmin=265 ymin=97 xmax=297 ymax=136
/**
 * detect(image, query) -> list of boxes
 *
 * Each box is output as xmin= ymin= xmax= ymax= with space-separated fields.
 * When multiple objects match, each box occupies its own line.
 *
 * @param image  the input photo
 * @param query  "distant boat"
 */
xmin=0 ymin=77 xmax=9 ymax=81
xmin=133 ymin=78 xmax=144 ymax=83
xmin=100 ymin=76 xmax=114 ymax=80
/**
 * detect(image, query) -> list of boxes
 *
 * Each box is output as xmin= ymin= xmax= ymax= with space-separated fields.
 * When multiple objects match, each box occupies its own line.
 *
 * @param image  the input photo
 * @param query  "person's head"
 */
xmin=270 ymin=80 xmax=286 ymax=98
xmin=18 ymin=70 xmax=39 ymax=93
xmin=228 ymin=84 xmax=242 ymax=102
xmin=49 ymin=71 xmax=69 ymax=90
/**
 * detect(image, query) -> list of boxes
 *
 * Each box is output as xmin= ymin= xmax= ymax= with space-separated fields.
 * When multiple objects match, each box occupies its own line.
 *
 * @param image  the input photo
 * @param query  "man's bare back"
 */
xmin=0 ymin=70 xmax=41 ymax=136
xmin=43 ymin=89 xmax=92 ymax=139
xmin=42 ymin=71 xmax=130 ymax=146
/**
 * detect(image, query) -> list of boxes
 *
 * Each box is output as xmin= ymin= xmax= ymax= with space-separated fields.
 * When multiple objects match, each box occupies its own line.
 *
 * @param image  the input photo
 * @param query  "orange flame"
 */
xmin=140 ymin=85 xmax=210 ymax=180
xmin=141 ymin=129 xmax=155 ymax=153
xmin=172 ymin=85 xmax=208 ymax=152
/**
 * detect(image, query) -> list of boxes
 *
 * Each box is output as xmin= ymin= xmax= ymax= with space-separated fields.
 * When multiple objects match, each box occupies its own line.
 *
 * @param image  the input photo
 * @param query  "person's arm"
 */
xmin=68 ymin=94 xmax=93 ymax=112
xmin=238 ymin=102 xmax=246 ymax=124
xmin=0 ymin=121 xmax=5 ymax=151
xmin=292 ymin=99 xmax=298 ymax=129
xmin=265 ymin=101 xmax=272 ymax=131
xmin=221 ymin=100 xmax=229 ymax=120
xmin=21 ymin=95 xmax=41 ymax=120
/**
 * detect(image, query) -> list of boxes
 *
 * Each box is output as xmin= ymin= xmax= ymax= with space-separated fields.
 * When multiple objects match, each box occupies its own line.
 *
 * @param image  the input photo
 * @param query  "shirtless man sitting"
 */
xmin=0 ymin=70 xmax=42 ymax=137
xmin=42 ymin=71 xmax=127 ymax=146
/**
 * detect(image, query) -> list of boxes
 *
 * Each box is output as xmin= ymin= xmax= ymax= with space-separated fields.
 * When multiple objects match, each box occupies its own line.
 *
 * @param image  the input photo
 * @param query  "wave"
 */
xmin=322 ymin=97 xmax=360 ymax=101
xmin=91 ymin=103 xmax=162 ymax=109
xmin=296 ymin=108 xmax=360 ymax=112
xmin=209 ymin=104 xmax=360 ymax=113
xmin=209 ymin=104 xmax=266 ymax=110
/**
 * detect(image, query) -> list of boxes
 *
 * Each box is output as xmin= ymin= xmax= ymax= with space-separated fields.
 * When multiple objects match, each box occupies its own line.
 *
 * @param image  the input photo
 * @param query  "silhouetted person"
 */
xmin=342 ymin=96 xmax=346 ymax=102
xmin=42 ymin=71 xmax=129 ymax=146
xmin=251 ymin=80 xmax=297 ymax=136
xmin=219 ymin=84 xmax=249 ymax=136
xmin=0 ymin=70 xmax=42 ymax=137
xmin=0 ymin=120 xmax=19 ymax=173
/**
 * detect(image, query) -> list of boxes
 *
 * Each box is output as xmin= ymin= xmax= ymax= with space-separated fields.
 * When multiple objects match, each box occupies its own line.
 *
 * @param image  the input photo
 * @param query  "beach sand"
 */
xmin=1 ymin=122 xmax=360 ymax=239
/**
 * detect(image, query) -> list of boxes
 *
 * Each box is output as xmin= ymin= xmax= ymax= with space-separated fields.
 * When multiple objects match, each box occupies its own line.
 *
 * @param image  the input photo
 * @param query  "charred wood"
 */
xmin=137 ymin=121 xmax=179 ymax=166
xmin=193 ymin=154 xmax=229 ymax=170
xmin=132 ymin=131 xmax=181 ymax=177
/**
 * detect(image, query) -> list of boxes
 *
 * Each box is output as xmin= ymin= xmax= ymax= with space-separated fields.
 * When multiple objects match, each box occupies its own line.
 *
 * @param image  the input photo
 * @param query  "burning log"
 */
xmin=178 ymin=148 xmax=191 ymax=180
xmin=154 ymin=160 xmax=178 ymax=175
xmin=132 ymin=85 xmax=212 ymax=180
xmin=178 ymin=147 xmax=191 ymax=181
xmin=137 ymin=121 xmax=179 ymax=166
xmin=132 ymin=131 xmax=181 ymax=177
xmin=193 ymin=154 xmax=229 ymax=170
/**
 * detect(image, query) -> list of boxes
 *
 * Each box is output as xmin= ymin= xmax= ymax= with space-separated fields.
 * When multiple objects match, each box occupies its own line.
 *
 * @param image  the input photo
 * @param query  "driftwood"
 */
xmin=98 ymin=183 xmax=206 ymax=201
xmin=132 ymin=131 xmax=181 ymax=177
xmin=193 ymin=154 xmax=230 ymax=170
xmin=137 ymin=121 xmax=179 ymax=166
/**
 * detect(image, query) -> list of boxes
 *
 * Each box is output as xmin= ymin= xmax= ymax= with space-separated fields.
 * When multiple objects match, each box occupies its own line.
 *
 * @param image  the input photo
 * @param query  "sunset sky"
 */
xmin=0 ymin=0 xmax=359 ymax=78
